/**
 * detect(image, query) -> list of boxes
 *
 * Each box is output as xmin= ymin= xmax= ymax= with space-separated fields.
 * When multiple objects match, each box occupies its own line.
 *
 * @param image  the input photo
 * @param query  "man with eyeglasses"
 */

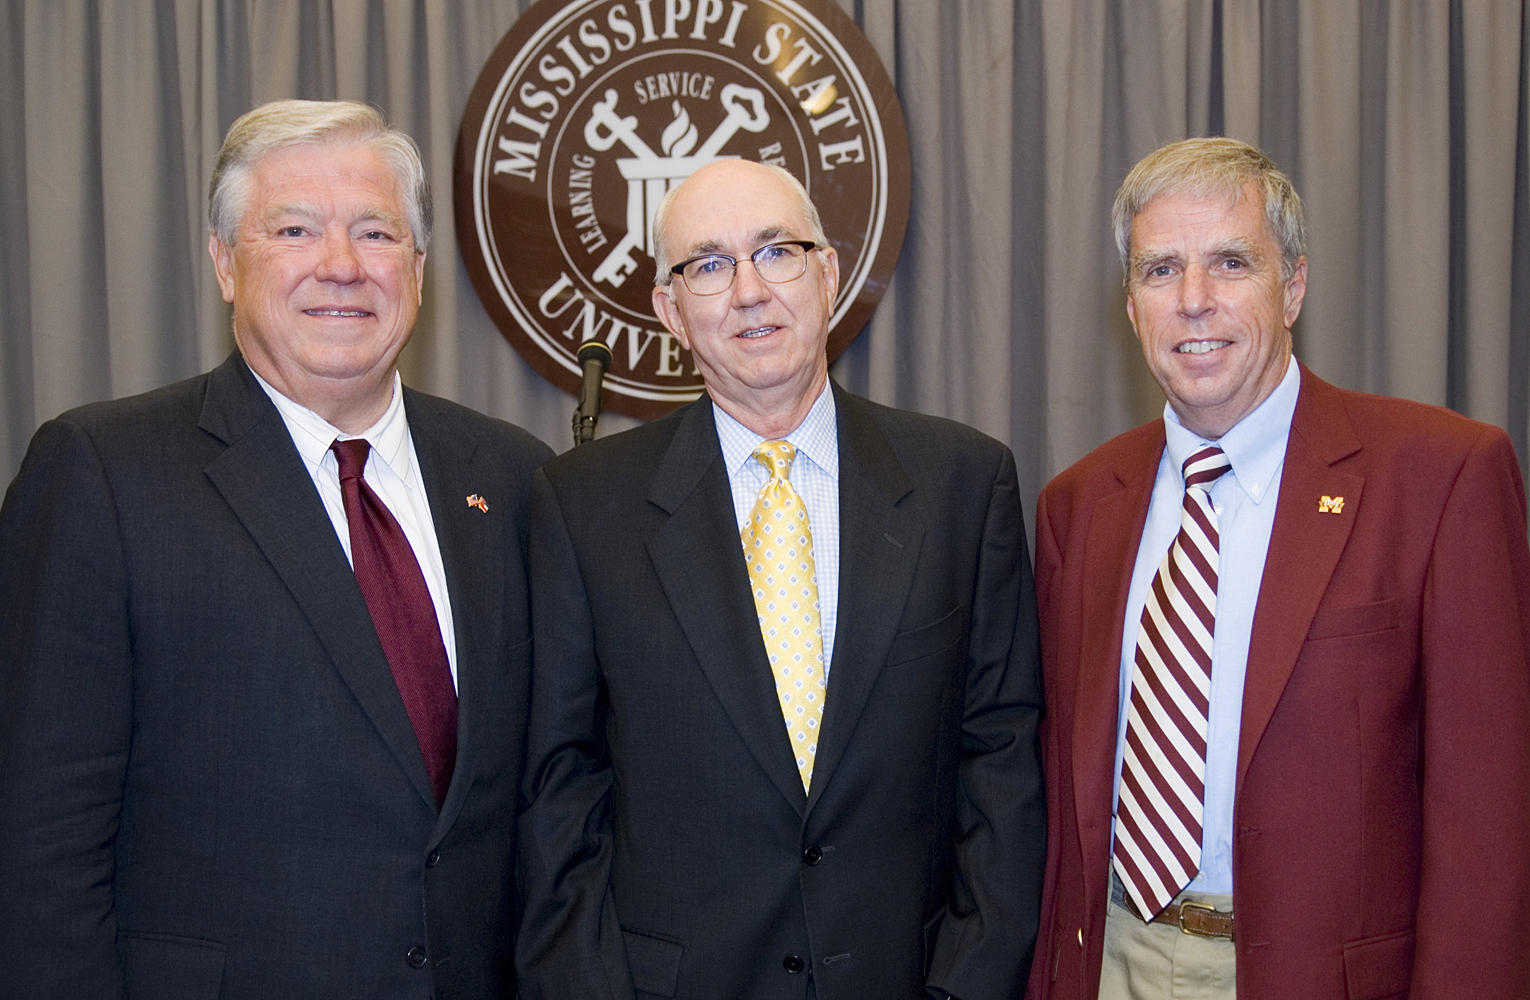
xmin=516 ymin=159 xmax=1045 ymax=1000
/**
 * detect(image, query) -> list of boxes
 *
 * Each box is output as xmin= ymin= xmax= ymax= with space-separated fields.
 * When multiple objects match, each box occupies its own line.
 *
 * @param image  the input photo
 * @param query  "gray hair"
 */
xmin=651 ymin=162 xmax=828 ymax=283
xmin=208 ymin=100 xmax=431 ymax=252
xmin=1113 ymin=137 xmax=1305 ymax=281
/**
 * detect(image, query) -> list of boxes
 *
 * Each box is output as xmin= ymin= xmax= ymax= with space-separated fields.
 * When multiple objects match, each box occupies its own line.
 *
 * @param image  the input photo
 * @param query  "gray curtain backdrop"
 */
xmin=3 ymin=0 xmax=1528 ymax=531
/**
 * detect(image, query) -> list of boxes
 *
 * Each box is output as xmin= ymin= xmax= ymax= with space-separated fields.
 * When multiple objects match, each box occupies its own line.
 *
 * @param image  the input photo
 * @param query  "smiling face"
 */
xmin=1125 ymin=182 xmax=1306 ymax=439
xmin=651 ymin=160 xmax=838 ymax=437
xmin=210 ymin=140 xmax=425 ymax=432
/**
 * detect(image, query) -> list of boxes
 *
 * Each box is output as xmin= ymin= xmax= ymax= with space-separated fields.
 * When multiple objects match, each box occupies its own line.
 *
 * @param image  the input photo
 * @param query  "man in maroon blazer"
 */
xmin=1026 ymin=137 xmax=1530 ymax=1000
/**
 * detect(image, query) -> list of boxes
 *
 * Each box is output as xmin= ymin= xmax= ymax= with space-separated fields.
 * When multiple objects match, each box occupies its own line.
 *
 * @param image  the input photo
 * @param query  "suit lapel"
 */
xmin=645 ymin=399 xmax=810 ymax=811
xmin=199 ymin=357 xmax=436 ymax=810
xmin=404 ymin=391 xmax=497 ymax=831
xmin=1072 ymin=425 xmax=1161 ymax=899
xmin=806 ymin=388 xmax=921 ymax=814
xmin=1237 ymin=368 xmax=1363 ymax=789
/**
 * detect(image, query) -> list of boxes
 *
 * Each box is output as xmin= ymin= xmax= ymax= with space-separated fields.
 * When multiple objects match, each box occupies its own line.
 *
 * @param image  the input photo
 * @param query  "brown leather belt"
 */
xmin=1148 ymin=899 xmax=1236 ymax=940
xmin=1112 ymin=870 xmax=1236 ymax=940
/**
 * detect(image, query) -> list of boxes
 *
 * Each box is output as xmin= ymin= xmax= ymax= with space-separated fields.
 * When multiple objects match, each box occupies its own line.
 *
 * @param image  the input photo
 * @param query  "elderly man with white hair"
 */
xmin=0 ymin=100 xmax=551 ymax=999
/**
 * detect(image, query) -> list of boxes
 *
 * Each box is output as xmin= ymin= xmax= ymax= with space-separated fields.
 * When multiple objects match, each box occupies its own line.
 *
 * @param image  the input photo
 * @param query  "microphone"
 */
xmin=572 ymin=339 xmax=612 ymax=446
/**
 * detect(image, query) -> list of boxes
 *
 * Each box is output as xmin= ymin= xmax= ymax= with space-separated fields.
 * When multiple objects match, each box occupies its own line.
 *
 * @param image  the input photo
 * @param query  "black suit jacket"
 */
xmin=516 ymin=384 xmax=1045 ymax=1000
xmin=0 ymin=353 xmax=552 ymax=999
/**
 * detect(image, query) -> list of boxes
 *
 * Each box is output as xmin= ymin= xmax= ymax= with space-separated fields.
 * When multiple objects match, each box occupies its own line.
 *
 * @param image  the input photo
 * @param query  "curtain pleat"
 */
xmin=2 ymin=0 xmax=1527 ymax=521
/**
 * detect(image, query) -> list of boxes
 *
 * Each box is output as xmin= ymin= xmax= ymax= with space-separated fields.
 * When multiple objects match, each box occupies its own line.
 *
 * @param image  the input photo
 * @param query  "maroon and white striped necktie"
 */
xmin=1113 ymin=445 xmax=1232 ymax=919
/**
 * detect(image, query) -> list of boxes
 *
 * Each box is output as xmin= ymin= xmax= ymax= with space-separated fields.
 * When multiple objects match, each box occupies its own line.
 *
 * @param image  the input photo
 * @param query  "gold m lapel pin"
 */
xmin=466 ymin=494 xmax=489 ymax=513
xmin=1318 ymin=495 xmax=1345 ymax=514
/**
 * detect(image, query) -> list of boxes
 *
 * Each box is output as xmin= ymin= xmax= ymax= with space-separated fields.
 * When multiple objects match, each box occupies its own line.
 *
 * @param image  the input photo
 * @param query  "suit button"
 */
xmin=426 ymin=849 xmax=440 ymax=867
xmin=782 ymin=954 xmax=805 ymax=974
xmin=802 ymin=845 xmax=822 ymax=865
xmin=406 ymin=946 xmax=428 ymax=968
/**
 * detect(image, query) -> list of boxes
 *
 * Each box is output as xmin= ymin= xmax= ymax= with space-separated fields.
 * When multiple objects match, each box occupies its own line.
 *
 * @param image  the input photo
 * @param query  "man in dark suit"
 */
xmin=515 ymin=159 xmax=1045 ymax=1000
xmin=0 ymin=100 xmax=551 ymax=999
xmin=1026 ymin=138 xmax=1530 ymax=999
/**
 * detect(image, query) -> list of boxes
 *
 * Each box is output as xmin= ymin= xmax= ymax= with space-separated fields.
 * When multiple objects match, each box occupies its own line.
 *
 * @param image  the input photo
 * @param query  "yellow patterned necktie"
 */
xmin=742 ymin=440 xmax=826 ymax=792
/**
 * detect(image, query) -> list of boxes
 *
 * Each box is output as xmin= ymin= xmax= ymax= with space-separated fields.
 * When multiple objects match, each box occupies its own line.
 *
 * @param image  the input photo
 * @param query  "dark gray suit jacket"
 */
xmin=516 ymin=384 xmax=1045 ymax=1000
xmin=0 ymin=353 xmax=552 ymax=999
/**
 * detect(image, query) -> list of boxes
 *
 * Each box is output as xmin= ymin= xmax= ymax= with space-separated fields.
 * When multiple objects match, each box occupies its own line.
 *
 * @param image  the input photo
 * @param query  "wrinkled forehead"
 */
xmin=1131 ymin=182 xmax=1267 ymax=246
xmin=667 ymin=168 xmax=810 ymax=256
xmin=249 ymin=142 xmax=405 ymax=207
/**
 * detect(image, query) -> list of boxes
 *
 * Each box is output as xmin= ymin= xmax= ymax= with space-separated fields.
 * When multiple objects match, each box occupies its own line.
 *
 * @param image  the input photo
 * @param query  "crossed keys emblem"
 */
xmin=585 ymin=84 xmax=770 ymax=288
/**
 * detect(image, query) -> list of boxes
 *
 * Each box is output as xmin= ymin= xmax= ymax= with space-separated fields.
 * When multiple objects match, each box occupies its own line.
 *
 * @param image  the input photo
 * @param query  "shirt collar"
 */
xmin=714 ymin=381 xmax=839 ymax=481
xmin=251 ymin=368 xmax=413 ymax=483
xmin=1163 ymin=356 xmax=1300 ymax=504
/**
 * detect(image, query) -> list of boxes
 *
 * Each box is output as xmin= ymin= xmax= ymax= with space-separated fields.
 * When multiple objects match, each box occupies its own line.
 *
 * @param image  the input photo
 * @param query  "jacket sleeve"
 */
xmin=0 ymin=418 xmax=132 ymax=998
xmin=515 ymin=469 xmax=637 ymax=1000
xmin=925 ymin=446 xmax=1047 ymax=1000
xmin=1412 ymin=426 xmax=1530 ymax=995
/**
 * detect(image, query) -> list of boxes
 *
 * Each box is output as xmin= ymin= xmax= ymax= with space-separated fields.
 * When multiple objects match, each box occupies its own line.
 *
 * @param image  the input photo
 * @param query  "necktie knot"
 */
xmin=753 ymin=440 xmax=797 ymax=483
xmin=1182 ymin=446 xmax=1231 ymax=491
xmin=332 ymin=438 xmax=371 ymax=481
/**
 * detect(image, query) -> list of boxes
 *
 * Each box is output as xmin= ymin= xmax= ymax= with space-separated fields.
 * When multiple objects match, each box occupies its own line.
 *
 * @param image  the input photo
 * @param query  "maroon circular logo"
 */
xmin=455 ymin=0 xmax=910 ymax=419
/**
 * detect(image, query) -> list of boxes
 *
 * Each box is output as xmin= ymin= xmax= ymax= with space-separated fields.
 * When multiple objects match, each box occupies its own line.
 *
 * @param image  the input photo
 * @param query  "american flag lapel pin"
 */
xmin=466 ymin=494 xmax=489 ymax=513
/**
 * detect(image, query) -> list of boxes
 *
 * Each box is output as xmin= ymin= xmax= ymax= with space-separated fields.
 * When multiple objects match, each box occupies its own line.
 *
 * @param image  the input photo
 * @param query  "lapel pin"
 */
xmin=1318 ymin=495 xmax=1345 ymax=514
xmin=466 ymin=494 xmax=489 ymax=513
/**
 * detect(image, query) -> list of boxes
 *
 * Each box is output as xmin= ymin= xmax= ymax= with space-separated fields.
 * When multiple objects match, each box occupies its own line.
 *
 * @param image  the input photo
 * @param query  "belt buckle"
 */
xmin=1176 ymin=899 xmax=1218 ymax=937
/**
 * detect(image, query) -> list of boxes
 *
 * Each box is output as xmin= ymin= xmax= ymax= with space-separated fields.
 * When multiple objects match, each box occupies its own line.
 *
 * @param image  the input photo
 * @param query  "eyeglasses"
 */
xmin=668 ymin=240 xmax=820 ymax=296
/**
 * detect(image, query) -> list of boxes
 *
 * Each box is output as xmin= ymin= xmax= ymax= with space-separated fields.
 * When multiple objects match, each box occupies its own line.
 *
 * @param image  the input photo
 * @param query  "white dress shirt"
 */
xmin=253 ymin=369 xmax=459 ymax=689
xmin=714 ymin=383 xmax=841 ymax=674
xmin=1113 ymin=356 xmax=1301 ymax=893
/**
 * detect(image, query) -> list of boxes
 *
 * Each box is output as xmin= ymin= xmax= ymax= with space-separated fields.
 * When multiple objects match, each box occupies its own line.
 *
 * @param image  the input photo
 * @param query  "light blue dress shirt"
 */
xmin=1113 ymin=356 xmax=1301 ymax=894
xmin=714 ymin=383 xmax=840 ymax=674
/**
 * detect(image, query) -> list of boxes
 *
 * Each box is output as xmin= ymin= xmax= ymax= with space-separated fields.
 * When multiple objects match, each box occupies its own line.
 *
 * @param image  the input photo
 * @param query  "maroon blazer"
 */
xmin=1026 ymin=367 xmax=1530 ymax=1000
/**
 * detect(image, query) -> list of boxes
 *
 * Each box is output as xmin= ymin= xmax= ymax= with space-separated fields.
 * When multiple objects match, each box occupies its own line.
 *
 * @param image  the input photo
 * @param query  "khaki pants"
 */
xmin=1098 ymin=876 xmax=1235 ymax=1000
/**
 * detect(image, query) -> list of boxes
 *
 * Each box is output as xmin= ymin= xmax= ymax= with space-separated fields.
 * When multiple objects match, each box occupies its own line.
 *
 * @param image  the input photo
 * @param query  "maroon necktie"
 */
xmin=332 ymin=438 xmax=457 ymax=808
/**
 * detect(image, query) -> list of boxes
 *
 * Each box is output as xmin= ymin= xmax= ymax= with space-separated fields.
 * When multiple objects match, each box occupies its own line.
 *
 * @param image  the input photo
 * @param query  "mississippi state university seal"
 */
xmin=455 ymin=0 xmax=910 ymax=419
